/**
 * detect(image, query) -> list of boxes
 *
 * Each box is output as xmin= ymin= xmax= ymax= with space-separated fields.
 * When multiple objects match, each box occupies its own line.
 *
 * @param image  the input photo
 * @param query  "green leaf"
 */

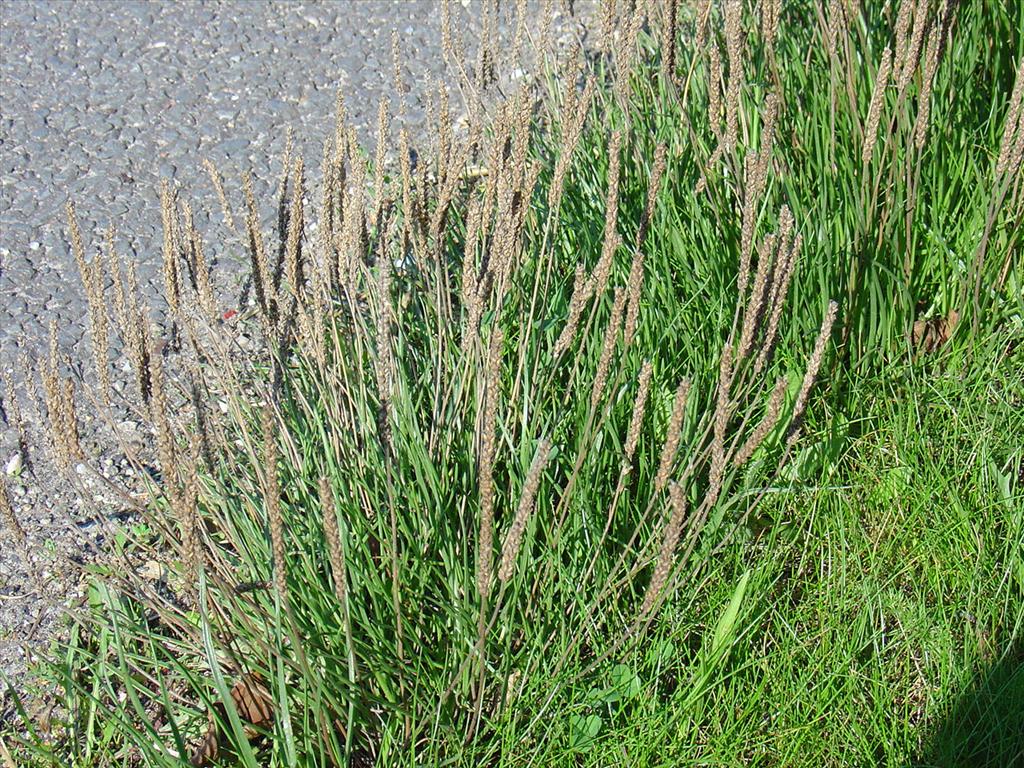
xmin=711 ymin=569 xmax=751 ymax=659
xmin=568 ymin=713 xmax=602 ymax=750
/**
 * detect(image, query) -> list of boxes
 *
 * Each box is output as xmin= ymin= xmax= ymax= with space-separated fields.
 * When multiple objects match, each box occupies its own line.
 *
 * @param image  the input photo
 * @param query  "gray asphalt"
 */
xmin=0 ymin=0 xmax=590 ymax=360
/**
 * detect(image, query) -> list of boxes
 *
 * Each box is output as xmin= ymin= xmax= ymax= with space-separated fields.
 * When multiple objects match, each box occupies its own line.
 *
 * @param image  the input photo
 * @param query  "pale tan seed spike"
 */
xmin=592 ymin=131 xmax=624 ymax=302
xmin=640 ymin=481 xmax=689 ymax=617
xmin=182 ymin=201 xmax=216 ymax=323
xmin=655 ymin=377 xmax=691 ymax=493
xmin=372 ymin=217 xmax=397 ymax=455
xmin=661 ymin=0 xmax=680 ymax=85
xmin=733 ymin=376 xmax=788 ymax=466
xmin=148 ymin=323 xmax=176 ymax=501
xmin=591 ymin=288 xmax=627 ymax=413
xmin=913 ymin=24 xmax=943 ymax=151
xmin=538 ymin=0 xmax=554 ymax=62
xmin=159 ymin=181 xmax=181 ymax=317
xmin=898 ymin=0 xmax=930 ymax=94
xmin=319 ymin=476 xmax=347 ymax=605
xmin=761 ymin=0 xmax=781 ymax=59
xmin=498 ymin=438 xmax=551 ymax=584
xmin=724 ymin=0 xmax=744 ymax=153
xmin=995 ymin=57 xmax=1024 ymax=179
xmin=695 ymin=0 xmax=711 ymax=51
xmin=3 ymin=376 xmax=30 ymax=473
xmin=622 ymin=361 xmax=654 ymax=474
xmin=612 ymin=0 xmax=645 ymax=113
xmin=203 ymin=159 xmax=240 ymax=238
xmin=88 ymin=256 xmax=111 ymax=406
xmin=786 ymin=300 xmax=839 ymax=446
xmin=863 ymin=47 xmax=893 ymax=166
xmin=41 ymin=320 xmax=77 ymax=467
xmin=739 ymin=233 xmax=777 ymax=359
xmin=893 ymin=0 xmax=915 ymax=78
xmin=284 ymin=156 xmax=305 ymax=298
xmin=373 ymin=100 xmax=389 ymax=221
xmin=599 ymin=0 xmax=618 ymax=54
xmin=553 ymin=265 xmax=593 ymax=359
xmin=754 ymin=230 xmax=801 ymax=377
xmin=825 ymin=0 xmax=844 ymax=61
xmin=0 ymin=472 xmax=25 ymax=546
xmin=243 ymin=171 xmax=276 ymax=321
xmin=548 ymin=75 xmax=595 ymax=216
xmin=512 ymin=0 xmax=527 ymax=67
xmin=62 ymin=377 xmax=83 ymax=462
xmin=623 ymin=247 xmax=646 ymax=350
xmin=477 ymin=326 xmax=503 ymax=600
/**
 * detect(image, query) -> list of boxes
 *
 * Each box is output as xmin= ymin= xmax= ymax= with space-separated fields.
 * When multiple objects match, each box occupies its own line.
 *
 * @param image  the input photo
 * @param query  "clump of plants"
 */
xmin=2 ymin=0 xmax=1020 ymax=765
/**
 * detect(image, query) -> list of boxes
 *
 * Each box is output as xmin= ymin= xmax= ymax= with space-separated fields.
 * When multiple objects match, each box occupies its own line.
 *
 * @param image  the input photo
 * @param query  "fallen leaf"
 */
xmin=911 ymin=309 xmax=959 ymax=355
xmin=191 ymin=672 xmax=273 ymax=767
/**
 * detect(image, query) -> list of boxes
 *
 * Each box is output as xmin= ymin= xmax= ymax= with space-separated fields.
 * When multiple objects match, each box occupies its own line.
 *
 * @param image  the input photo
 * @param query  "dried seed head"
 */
xmin=319 ymin=476 xmax=348 ymax=605
xmin=913 ymin=24 xmax=943 ymax=151
xmin=734 ymin=376 xmax=788 ymax=466
xmin=897 ymin=0 xmax=930 ymax=94
xmin=477 ymin=326 xmax=504 ymax=600
xmin=599 ymin=0 xmax=618 ymax=53
xmin=623 ymin=247 xmax=646 ymax=349
xmin=754 ymin=229 xmax=801 ymax=377
xmin=761 ymin=0 xmax=781 ymax=58
xmin=622 ymin=361 xmax=653 ymax=473
xmin=591 ymin=130 xmax=624 ymax=302
xmin=661 ymin=0 xmax=679 ymax=85
xmin=892 ymin=0 xmax=915 ymax=80
xmin=244 ymin=172 xmax=276 ymax=323
xmin=66 ymin=201 xmax=88 ymax=287
xmin=591 ymin=288 xmax=626 ymax=412
xmin=724 ymin=0 xmax=744 ymax=152
xmin=0 ymin=471 xmax=25 ymax=546
xmin=61 ymin=377 xmax=83 ymax=462
xmin=553 ymin=264 xmax=593 ymax=359
xmin=655 ymin=377 xmax=691 ymax=493
xmin=640 ymin=481 xmax=688 ymax=617
xmin=498 ymin=438 xmax=551 ymax=584
xmin=707 ymin=43 xmax=724 ymax=139
xmin=204 ymin=159 xmax=240 ymax=238
xmin=863 ymin=47 xmax=893 ymax=166
xmin=995 ymin=56 xmax=1024 ymax=179
xmin=159 ymin=181 xmax=182 ymax=317
xmin=183 ymin=202 xmax=217 ymax=322
xmin=3 ymin=376 xmax=30 ymax=474
xmin=825 ymin=0 xmax=845 ymax=61
xmin=548 ymin=77 xmax=595 ymax=216
xmin=695 ymin=0 xmax=711 ymax=51
xmin=786 ymin=300 xmax=839 ymax=446
xmin=148 ymin=325 xmax=176 ymax=498
xmin=739 ymin=233 xmax=777 ymax=359
xmin=612 ymin=1 xmax=645 ymax=111
xmin=284 ymin=156 xmax=305 ymax=297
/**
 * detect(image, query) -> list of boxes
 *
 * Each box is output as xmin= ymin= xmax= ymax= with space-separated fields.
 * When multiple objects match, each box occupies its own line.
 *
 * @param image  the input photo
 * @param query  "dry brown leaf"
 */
xmin=190 ymin=672 xmax=273 ymax=767
xmin=911 ymin=308 xmax=959 ymax=355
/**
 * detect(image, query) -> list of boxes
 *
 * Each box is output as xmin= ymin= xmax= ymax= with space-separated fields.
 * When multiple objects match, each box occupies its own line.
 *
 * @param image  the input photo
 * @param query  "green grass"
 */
xmin=2 ymin=0 xmax=1022 ymax=765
